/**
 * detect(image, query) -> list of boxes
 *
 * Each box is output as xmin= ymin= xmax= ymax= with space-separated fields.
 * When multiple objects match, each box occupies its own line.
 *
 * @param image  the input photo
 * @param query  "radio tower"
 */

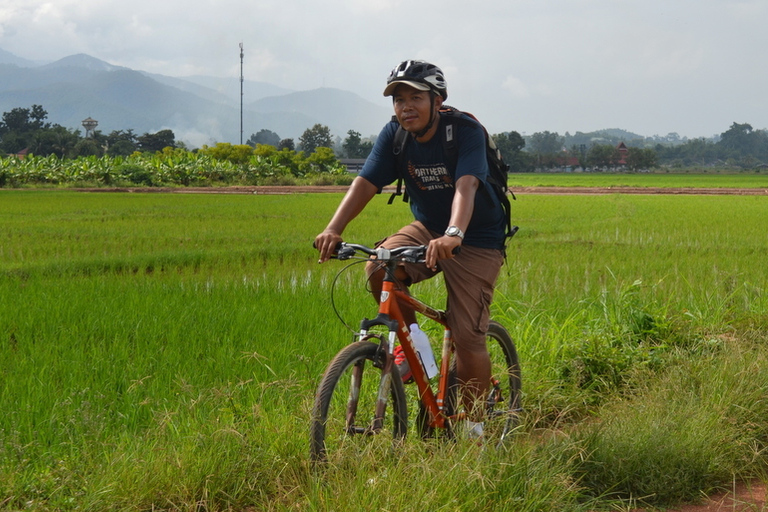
xmin=239 ymin=43 xmax=244 ymax=145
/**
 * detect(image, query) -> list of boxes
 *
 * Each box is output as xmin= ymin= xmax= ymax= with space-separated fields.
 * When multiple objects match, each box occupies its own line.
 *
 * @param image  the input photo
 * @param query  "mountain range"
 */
xmin=0 ymin=49 xmax=392 ymax=147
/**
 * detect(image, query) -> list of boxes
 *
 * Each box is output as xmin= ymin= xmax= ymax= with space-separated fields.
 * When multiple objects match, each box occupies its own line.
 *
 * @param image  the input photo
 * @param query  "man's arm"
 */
xmin=314 ymin=176 xmax=379 ymax=263
xmin=425 ymin=174 xmax=479 ymax=269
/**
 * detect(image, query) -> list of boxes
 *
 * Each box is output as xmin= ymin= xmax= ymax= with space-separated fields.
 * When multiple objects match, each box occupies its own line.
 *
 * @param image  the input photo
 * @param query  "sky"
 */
xmin=1 ymin=0 xmax=767 ymax=139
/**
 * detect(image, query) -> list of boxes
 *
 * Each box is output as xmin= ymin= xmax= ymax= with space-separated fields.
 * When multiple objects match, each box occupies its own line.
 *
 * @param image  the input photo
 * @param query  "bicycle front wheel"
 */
xmin=310 ymin=340 xmax=408 ymax=464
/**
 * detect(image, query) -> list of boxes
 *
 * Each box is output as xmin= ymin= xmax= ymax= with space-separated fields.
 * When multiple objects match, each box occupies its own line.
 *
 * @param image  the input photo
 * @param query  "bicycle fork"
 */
xmin=347 ymin=329 xmax=398 ymax=435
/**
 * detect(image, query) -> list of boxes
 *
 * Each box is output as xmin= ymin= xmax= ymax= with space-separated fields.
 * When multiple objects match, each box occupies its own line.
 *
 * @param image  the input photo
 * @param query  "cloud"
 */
xmin=1 ymin=0 xmax=767 ymax=138
xmin=501 ymin=76 xmax=530 ymax=99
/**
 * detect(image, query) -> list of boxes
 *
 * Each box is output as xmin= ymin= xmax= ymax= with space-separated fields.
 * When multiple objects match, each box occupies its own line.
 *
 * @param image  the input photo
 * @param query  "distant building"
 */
xmin=617 ymin=142 xmax=628 ymax=165
xmin=339 ymin=158 xmax=367 ymax=173
xmin=82 ymin=117 xmax=98 ymax=138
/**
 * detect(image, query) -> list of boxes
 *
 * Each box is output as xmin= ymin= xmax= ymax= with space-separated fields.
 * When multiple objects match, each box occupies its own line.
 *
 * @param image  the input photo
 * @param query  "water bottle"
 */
xmin=409 ymin=323 xmax=438 ymax=379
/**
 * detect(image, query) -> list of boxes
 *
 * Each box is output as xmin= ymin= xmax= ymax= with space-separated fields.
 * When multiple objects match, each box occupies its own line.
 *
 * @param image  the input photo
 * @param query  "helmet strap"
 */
xmin=413 ymin=93 xmax=440 ymax=140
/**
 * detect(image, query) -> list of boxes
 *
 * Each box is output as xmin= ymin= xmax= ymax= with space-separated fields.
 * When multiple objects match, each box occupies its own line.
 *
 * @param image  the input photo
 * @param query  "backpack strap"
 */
xmin=388 ymin=107 xmax=493 ymax=207
xmin=442 ymin=106 xmax=517 ymax=239
xmin=389 ymin=116 xmax=410 ymax=204
xmin=438 ymin=106 xmax=495 ymax=205
xmin=389 ymin=108 xmax=516 ymax=239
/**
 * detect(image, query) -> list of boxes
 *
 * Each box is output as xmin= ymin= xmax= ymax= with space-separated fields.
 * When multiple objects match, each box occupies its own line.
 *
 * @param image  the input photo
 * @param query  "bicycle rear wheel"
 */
xmin=416 ymin=320 xmax=521 ymax=443
xmin=485 ymin=320 xmax=522 ymax=445
xmin=310 ymin=339 xmax=408 ymax=463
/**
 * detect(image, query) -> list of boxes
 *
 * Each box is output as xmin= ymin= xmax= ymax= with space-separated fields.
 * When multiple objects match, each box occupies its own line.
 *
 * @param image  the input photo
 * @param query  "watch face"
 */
xmin=446 ymin=226 xmax=462 ymax=237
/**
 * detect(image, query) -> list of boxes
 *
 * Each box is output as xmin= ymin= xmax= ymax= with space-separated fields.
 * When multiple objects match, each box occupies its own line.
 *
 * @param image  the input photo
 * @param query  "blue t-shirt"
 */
xmin=360 ymin=113 xmax=506 ymax=249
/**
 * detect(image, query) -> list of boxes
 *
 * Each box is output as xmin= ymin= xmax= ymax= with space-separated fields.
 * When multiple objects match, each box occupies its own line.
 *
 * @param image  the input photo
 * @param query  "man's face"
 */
xmin=393 ymin=85 xmax=441 ymax=135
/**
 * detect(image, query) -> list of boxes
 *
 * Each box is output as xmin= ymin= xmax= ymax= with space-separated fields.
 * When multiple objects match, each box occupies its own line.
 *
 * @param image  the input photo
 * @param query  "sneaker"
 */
xmin=393 ymin=345 xmax=412 ymax=383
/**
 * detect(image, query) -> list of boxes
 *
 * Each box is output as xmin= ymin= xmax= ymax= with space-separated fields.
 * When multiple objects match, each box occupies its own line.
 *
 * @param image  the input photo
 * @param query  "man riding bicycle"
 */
xmin=314 ymin=60 xmax=506 ymax=436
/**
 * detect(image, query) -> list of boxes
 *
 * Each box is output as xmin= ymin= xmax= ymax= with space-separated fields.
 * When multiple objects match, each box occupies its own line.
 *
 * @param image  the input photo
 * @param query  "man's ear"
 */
xmin=434 ymin=95 xmax=444 ymax=109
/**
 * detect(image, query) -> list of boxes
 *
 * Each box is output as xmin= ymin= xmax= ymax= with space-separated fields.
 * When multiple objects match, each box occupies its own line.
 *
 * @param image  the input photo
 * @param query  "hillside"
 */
xmin=0 ymin=50 xmax=391 ymax=146
xmin=0 ymin=47 xmax=40 ymax=67
xmin=250 ymin=87 xmax=391 ymax=138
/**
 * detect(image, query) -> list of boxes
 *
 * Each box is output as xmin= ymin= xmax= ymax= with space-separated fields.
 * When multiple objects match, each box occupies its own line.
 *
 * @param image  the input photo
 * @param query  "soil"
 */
xmin=75 ymin=183 xmax=768 ymax=511
xmin=75 ymin=185 xmax=768 ymax=196
xmin=641 ymin=482 xmax=766 ymax=512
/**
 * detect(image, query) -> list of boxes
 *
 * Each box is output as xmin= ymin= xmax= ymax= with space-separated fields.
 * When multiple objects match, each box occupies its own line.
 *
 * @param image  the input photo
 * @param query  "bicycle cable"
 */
xmin=330 ymin=258 xmax=372 ymax=334
xmin=329 ymin=258 xmax=409 ymax=335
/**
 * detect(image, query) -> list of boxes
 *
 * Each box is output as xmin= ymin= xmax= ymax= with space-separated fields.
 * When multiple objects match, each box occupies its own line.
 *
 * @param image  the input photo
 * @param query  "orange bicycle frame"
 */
xmin=368 ymin=277 xmax=453 ymax=430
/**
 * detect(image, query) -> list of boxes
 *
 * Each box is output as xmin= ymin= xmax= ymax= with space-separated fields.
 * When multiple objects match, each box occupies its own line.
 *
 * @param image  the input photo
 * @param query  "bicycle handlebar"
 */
xmin=313 ymin=241 xmax=460 ymax=264
xmin=333 ymin=242 xmax=427 ymax=263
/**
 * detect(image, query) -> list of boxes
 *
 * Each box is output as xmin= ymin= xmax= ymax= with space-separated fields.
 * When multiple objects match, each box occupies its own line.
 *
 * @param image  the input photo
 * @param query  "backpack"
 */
xmin=388 ymin=105 xmax=517 ymax=239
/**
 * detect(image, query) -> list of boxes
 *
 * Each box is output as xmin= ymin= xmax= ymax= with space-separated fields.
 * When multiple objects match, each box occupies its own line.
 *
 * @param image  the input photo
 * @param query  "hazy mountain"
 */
xmin=0 ymin=48 xmax=40 ymax=67
xmin=39 ymin=53 xmax=130 ymax=72
xmin=251 ymin=88 xmax=391 ymax=138
xmin=173 ymin=75 xmax=293 ymax=102
xmin=0 ymin=49 xmax=391 ymax=146
xmin=595 ymin=128 xmax=645 ymax=141
xmin=142 ymin=73 xmax=241 ymax=107
xmin=144 ymin=73 xmax=294 ymax=106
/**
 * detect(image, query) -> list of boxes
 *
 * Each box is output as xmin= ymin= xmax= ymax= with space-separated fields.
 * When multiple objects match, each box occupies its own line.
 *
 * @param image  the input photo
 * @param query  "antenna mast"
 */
xmin=239 ymin=43 xmax=244 ymax=145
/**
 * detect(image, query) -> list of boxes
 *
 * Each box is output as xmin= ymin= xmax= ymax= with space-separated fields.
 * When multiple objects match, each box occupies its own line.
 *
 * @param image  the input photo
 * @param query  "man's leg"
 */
xmin=364 ymin=222 xmax=438 ymax=326
xmin=440 ymin=246 xmax=504 ymax=420
xmin=455 ymin=345 xmax=492 ymax=421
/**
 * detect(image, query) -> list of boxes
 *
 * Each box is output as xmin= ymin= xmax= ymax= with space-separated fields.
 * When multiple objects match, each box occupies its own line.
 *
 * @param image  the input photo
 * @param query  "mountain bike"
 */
xmin=310 ymin=241 xmax=521 ymax=463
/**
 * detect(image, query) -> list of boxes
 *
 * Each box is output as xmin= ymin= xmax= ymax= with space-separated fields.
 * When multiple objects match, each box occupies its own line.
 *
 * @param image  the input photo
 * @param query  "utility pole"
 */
xmin=239 ymin=43 xmax=244 ymax=145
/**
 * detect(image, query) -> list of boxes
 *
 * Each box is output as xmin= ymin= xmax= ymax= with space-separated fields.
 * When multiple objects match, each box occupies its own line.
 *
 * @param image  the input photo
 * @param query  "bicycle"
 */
xmin=310 ymin=241 xmax=521 ymax=463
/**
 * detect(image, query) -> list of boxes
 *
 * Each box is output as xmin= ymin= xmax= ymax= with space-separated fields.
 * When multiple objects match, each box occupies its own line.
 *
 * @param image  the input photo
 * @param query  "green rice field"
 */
xmin=1 ymin=186 xmax=767 ymax=511
xmin=508 ymin=170 xmax=768 ymax=189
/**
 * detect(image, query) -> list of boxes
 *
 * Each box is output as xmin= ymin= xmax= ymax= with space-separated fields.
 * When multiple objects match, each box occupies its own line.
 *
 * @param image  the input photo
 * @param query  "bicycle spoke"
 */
xmin=485 ymin=321 xmax=522 ymax=445
xmin=310 ymin=341 xmax=407 ymax=463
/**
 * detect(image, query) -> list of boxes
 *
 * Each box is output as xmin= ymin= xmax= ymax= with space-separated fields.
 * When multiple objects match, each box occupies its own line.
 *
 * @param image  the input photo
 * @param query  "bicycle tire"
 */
xmin=416 ymin=320 xmax=521 ymax=444
xmin=310 ymin=340 xmax=408 ymax=463
xmin=485 ymin=320 xmax=522 ymax=445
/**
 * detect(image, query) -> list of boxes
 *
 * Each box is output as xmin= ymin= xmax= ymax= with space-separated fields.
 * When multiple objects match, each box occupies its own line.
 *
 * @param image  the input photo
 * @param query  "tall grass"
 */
xmin=1 ymin=189 xmax=767 ymax=510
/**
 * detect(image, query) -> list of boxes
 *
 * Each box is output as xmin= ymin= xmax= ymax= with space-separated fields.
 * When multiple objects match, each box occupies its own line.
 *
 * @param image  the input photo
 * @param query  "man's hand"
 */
xmin=313 ymin=176 xmax=378 ymax=264
xmin=425 ymin=235 xmax=462 ymax=270
xmin=314 ymin=230 xmax=343 ymax=263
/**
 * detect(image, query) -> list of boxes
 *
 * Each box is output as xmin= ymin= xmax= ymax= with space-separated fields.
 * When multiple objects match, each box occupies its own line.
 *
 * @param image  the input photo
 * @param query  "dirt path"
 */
xmin=76 ymin=185 xmax=768 ymax=196
xmin=643 ymin=482 xmax=766 ymax=512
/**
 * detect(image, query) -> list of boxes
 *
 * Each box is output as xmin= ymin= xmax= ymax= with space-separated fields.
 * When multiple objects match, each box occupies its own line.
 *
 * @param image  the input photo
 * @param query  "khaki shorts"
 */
xmin=365 ymin=221 xmax=504 ymax=355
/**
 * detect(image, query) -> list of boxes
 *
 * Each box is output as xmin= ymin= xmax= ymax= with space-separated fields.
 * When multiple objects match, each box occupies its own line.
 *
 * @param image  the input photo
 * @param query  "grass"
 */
xmin=1 ymin=188 xmax=767 ymax=510
xmin=507 ymin=170 xmax=768 ymax=189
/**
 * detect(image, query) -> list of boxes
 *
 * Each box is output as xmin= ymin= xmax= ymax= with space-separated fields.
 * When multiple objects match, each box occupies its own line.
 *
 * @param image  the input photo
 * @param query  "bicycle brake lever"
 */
xmin=335 ymin=245 xmax=356 ymax=260
xmin=400 ymin=247 xmax=427 ymax=263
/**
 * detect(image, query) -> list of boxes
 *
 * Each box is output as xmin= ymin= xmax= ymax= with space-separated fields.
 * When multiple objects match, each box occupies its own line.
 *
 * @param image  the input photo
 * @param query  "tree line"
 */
xmin=3 ymin=104 xmax=767 ymax=172
xmin=513 ymin=122 xmax=768 ymax=171
xmin=0 ymin=105 xmax=178 ymax=157
xmin=288 ymin=121 xmax=768 ymax=173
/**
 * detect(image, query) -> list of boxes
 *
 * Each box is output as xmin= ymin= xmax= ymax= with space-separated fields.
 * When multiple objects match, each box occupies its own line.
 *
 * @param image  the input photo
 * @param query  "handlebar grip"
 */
xmin=312 ymin=240 xmax=345 ymax=252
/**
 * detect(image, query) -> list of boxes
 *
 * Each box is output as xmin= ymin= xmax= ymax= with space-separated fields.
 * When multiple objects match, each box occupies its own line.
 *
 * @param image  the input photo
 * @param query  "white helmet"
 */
xmin=383 ymin=60 xmax=448 ymax=100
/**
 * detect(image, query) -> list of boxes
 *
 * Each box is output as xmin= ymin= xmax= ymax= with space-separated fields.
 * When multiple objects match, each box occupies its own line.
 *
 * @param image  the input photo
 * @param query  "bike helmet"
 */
xmin=383 ymin=60 xmax=448 ymax=100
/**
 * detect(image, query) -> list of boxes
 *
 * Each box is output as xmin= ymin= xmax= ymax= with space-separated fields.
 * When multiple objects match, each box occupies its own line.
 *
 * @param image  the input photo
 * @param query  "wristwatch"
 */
xmin=444 ymin=225 xmax=464 ymax=240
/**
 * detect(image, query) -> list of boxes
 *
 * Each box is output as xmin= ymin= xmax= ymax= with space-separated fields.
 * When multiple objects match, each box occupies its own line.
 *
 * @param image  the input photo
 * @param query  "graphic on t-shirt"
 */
xmin=406 ymin=161 xmax=454 ymax=191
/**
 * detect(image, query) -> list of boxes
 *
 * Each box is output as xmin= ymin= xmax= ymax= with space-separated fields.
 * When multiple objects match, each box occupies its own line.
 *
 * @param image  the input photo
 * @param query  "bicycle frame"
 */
xmin=357 ymin=257 xmax=453 ymax=431
xmin=312 ymin=241 xmax=520 ymax=461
